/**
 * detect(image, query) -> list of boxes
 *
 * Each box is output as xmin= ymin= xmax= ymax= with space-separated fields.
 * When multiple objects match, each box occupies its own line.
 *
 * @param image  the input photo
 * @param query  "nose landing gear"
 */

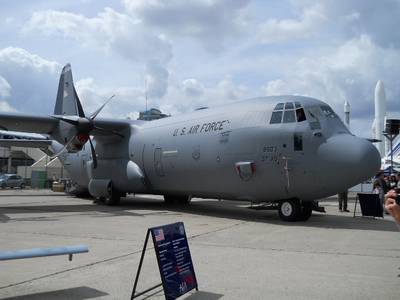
xmin=278 ymin=199 xmax=313 ymax=221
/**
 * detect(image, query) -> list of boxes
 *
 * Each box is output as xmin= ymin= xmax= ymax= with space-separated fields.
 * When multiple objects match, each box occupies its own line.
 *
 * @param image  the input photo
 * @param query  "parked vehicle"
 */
xmin=0 ymin=174 xmax=25 ymax=189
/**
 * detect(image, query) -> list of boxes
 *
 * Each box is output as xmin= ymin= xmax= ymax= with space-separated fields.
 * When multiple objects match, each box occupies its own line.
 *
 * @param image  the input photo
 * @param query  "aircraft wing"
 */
xmin=0 ymin=113 xmax=135 ymax=138
xmin=0 ymin=139 xmax=52 ymax=148
xmin=0 ymin=113 xmax=58 ymax=134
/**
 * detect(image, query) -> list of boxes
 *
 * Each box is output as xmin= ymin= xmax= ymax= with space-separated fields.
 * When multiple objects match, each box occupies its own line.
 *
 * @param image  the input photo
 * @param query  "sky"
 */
xmin=0 ymin=0 xmax=399 ymax=138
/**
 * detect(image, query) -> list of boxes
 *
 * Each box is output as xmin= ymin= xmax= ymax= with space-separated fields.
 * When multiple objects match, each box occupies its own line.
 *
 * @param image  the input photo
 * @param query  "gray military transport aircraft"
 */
xmin=0 ymin=64 xmax=381 ymax=221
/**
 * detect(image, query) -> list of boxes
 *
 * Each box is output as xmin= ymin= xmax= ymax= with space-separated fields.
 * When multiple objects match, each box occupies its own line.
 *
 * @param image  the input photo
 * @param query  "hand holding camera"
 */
xmin=385 ymin=189 xmax=400 ymax=223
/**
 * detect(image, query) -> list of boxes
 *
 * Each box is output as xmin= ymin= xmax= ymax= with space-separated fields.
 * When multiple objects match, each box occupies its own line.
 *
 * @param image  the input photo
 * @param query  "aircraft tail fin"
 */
xmin=53 ymin=64 xmax=85 ymax=117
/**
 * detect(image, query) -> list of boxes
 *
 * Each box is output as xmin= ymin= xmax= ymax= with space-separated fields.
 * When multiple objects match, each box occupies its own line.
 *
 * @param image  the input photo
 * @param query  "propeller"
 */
xmin=52 ymin=94 xmax=120 ymax=168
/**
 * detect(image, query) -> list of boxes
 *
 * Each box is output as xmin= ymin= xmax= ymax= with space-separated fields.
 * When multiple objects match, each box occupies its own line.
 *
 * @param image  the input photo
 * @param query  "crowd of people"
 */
xmin=337 ymin=172 xmax=400 ymax=224
xmin=372 ymin=171 xmax=400 ymax=224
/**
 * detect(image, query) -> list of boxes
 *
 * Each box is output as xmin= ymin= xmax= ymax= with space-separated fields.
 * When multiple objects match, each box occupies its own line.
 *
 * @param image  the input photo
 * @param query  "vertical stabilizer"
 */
xmin=54 ymin=64 xmax=85 ymax=117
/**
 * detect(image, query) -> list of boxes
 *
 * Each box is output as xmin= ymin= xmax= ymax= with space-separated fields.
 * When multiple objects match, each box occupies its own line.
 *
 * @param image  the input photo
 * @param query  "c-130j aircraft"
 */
xmin=0 ymin=64 xmax=380 ymax=221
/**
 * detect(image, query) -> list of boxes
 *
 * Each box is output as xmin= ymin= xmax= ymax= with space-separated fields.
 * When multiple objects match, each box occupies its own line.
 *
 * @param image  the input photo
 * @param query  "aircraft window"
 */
xmin=295 ymin=102 xmax=302 ymax=108
xmin=294 ymin=133 xmax=303 ymax=151
xmin=274 ymin=103 xmax=284 ymax=110
xmin=283 ymin=110 xmax=296 ymax=123
xmin=285 ymin=102 xmax=294 ymax=109
xmin=320 ymin=105 xmax=338 ymax=118
xmin=296 ymin=108 xmax=306 ymax=122
xmin=270 ymin=111 xmax=283 ymax=124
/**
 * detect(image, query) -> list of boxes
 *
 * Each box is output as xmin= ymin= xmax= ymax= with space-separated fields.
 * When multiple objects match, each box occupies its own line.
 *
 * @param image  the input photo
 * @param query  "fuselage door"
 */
xmin=154 ymin=147 xmax=165 ymax=176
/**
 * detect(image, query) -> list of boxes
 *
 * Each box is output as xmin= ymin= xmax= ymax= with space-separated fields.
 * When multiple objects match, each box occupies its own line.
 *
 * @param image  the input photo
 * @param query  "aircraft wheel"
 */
xmin=298 ymin=202 xmax=312 ymax=221
xmin=103 ymin=184 xmax=125 ymax=206
xmin=278 ymin=199 xmax=301 ymax=222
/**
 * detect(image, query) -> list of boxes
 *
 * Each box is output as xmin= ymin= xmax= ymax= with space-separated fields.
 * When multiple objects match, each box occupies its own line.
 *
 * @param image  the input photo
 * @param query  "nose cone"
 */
xmin=317 ymin=135 xmax=381 ymax=190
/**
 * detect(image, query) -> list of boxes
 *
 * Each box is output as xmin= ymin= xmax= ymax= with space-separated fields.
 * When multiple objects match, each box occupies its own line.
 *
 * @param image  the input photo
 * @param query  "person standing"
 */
xmin=374 ymin=172 xmax=389 ymax=213
xmin=338 ymin=191 xmax=349 ymax=212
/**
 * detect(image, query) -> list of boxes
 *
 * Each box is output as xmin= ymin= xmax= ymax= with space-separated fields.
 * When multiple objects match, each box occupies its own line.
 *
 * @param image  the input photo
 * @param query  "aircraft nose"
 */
xmin=317 ymin=135 xmax=381 ymax=189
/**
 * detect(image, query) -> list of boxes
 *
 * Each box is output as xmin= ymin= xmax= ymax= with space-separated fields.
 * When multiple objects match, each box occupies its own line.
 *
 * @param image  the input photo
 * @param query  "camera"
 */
xmin=396 ymin=195 xmax=400 ymax=206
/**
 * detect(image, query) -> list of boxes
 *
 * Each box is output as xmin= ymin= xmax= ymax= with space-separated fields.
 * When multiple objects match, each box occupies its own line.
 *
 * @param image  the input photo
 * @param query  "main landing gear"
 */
xmin=278 ymin=199 xmax=312 ymax=222
xmin=96 ymin=183 xmax=126 ymax=206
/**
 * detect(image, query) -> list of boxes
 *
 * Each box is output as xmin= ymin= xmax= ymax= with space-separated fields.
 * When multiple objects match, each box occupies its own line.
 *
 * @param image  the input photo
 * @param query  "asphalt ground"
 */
xmin=0 ymin=189 xmax=399 ymax=300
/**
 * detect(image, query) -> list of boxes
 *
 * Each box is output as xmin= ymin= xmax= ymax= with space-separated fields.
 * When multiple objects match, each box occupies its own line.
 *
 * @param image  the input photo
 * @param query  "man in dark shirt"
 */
xmin=338 ymin=191 xmax=349 ymax=212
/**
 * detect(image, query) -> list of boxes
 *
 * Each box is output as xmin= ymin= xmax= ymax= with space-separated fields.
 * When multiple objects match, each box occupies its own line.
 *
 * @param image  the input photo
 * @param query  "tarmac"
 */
xmin=0 ymin=189 xmax=399 ymax=300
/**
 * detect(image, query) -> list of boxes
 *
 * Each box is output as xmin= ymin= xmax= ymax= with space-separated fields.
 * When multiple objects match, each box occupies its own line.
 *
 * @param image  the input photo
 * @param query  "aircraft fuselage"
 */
xmin=63 ymin=96 xmax=380 ymax=205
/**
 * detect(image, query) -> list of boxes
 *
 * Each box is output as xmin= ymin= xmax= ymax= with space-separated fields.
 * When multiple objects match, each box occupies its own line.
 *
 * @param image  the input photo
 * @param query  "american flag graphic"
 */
xmin=154 ymin=228 xmax=165 ymax=242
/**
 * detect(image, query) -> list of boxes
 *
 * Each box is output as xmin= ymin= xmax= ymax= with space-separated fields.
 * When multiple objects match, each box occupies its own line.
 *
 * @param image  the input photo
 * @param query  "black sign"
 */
xmin=150 ymin=222 xmax=198 ymax=300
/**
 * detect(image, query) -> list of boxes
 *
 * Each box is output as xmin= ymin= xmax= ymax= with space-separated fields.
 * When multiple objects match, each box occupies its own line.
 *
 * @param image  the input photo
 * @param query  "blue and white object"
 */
xmin=0 ymin=245 xmax=89 ymax=261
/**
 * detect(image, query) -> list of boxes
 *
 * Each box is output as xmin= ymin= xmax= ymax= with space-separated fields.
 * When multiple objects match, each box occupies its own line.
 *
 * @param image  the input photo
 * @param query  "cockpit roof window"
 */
xmin=295 ymin=102 xmax=301 ymax=108
xmin=274 ymin=103 xmax=284 ymax=110
xmin=285 ymin=102 xmax=294 ymax=109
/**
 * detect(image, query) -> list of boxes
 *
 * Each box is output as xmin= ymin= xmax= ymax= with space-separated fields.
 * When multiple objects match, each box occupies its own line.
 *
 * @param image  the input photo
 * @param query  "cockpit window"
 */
xmin=274 ymin=103 xmax=284 ymax=110
xmin=270 ymin=111 xmax=283 ymax=124
xmin=296 ymin=108 xmax=306 ymax=122
xmin=285 ymin=102 xmax=294 ymax=109
xmin=270 ymin=101 xmax=307 ymax=124
xmin=283 ymin=110 xmax=296 ymax=123
xmin=320 ymin=105 xmax=338 ymax=118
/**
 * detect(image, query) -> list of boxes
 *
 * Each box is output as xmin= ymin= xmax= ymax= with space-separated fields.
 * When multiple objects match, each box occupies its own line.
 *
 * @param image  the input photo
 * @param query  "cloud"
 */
xmin=263 ymin=35 xmax=400 ymax=136
xmin=182 ymin=78 xmax=204 ymax=97
xmin=123 ymin=0 xmax=250 ymax=51
xmin=145 ymin=60 xmax=169 ymax=99
xmin=0 ymin=47 xmax=59 ymax=73
xmin=0 ymin=101 xmax=16 ymax=112
xmin=258 ymin=3 xmax=326 ymax=43
xmin=286 ymin=0 xmax=400 ymax=48
xmin=156 ymin=75 xmax=249 ymax=117
xmin=23 ymin=8 xmax=172 ymax=64
xmin=23 ymin=8 xmax=173 ymax=101
xmin=0 ymin=47 xmax=60 ymax=114
xmin=75 ymin=77 xmax=144 ymax=119
xmin=0 ymin=76 xmax=11 ymax=98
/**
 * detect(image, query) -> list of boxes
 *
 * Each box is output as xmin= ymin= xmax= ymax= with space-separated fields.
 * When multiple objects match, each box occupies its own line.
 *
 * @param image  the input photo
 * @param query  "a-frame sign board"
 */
xmin=131 ymin=222 xmax=198 ymax=300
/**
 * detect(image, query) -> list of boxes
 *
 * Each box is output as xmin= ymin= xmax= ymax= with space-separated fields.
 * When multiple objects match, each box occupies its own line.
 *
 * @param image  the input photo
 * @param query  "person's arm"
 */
xmin=385 ymin=190 xmax=400 ymax=224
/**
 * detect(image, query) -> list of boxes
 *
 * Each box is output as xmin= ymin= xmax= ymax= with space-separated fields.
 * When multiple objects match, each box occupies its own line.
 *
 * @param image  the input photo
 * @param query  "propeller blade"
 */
xmin=93 ymin=125 xmax=124 ymax=138
xmin=90 ymin=95 xmax=115 ymax=121
xmin=88 ymin=137 xmax=97 ymax=169
xmin=50 ymin=135 xmax=75 ymax=160
xmin=73 ymin=86 xmax=86 ymax=118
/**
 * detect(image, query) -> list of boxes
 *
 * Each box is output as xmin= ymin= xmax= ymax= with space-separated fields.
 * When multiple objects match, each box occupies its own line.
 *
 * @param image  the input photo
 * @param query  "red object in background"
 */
xmin=77 ymin=133 xmax=89 ymax=144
